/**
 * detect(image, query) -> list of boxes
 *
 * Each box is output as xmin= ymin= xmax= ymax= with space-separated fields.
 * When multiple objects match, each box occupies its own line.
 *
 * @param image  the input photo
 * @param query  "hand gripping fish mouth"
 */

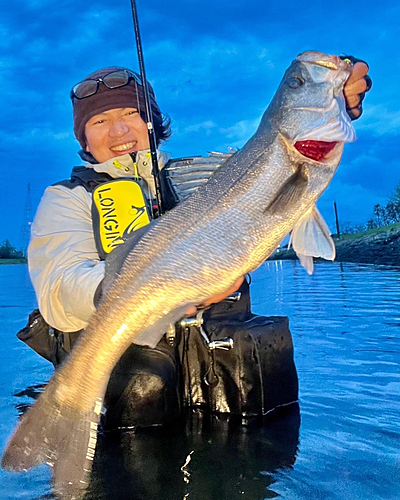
xmin=278 ymin=52 xmax=356 ymax=163
xmin=2 ymin=51 xmax=359 ymax=499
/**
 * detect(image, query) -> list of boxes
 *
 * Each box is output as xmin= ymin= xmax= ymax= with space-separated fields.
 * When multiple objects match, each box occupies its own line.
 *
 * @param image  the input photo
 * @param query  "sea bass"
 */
xmin=2 ymin=51 xmax=356 ymax=497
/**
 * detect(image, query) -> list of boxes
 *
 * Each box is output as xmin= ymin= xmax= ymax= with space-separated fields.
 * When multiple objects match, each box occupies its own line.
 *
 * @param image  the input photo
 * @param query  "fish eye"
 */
xmin=287 ymin=75 xmax=305 ymax=89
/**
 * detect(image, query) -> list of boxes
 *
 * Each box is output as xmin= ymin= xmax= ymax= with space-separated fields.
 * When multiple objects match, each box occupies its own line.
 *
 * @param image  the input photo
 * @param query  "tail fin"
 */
xmin=2 ymin=374 xmax=104 ymax=498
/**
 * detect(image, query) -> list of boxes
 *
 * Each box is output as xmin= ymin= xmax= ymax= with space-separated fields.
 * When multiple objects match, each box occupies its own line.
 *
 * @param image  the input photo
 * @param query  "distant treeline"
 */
xmin=0 ymin=240 xmax=25 ymax=259
xmin=341 ymin=182 xmax=400 ymax=235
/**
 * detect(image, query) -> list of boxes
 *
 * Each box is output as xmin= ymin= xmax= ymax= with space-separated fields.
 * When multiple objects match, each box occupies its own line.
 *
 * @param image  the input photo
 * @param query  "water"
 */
xmin=0 ymin=262 xmax=399 ymax=499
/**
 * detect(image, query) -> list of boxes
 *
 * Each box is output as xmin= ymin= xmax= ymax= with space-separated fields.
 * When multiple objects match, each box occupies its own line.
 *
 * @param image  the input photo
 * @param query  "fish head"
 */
xmin=267 ymin=51 xmax=356 ymax=165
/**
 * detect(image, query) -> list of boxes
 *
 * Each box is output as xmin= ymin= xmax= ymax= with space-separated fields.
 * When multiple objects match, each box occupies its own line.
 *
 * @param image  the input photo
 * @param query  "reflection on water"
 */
xmin=252 ymin=260 xmax=400 ymax=499
xmin=0 ymin=262 xmax=400 ymax=499
xmin=13 ymin=384 xmax=46 ymax=417
xmin=88 ymin=407 xmax=300 ymax=500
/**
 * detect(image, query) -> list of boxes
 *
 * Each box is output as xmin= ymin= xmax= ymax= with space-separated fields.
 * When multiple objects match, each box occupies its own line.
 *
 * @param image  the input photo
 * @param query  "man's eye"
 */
xmin=126 ymin=110 xmax=138 ymax=116
xmin=93 ymin=119 xmax=106 ymax=125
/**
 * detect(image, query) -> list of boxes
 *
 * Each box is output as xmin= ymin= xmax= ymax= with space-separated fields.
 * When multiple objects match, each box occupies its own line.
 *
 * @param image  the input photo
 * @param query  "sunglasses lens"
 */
xmin=103 ymin=70 xmax=130 ymax=89
xmin=71 ymin=70 xmax=143 ymax=100
xmin=73 ymin=80 xmax=98 ymax=99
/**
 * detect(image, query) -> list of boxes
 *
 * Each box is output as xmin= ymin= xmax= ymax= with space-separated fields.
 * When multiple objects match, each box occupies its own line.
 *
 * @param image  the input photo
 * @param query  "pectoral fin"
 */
xmin=290 ymin=206 xmax=336 ymax=274
xmin=265 ymin=165 xmax=308 ymax=215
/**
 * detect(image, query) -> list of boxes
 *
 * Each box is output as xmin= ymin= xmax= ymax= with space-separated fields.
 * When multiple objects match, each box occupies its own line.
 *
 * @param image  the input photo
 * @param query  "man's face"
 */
xmin=84 ymin=107 xmax=150 ymax=163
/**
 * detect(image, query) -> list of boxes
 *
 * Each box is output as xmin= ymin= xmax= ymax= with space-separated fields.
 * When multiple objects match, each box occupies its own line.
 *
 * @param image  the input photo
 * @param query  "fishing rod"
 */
xmin=129 ymin=0 xmax=164 ymax=217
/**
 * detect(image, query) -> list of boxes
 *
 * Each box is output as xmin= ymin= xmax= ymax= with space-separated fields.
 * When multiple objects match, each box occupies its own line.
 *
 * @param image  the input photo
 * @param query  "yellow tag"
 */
xmin=112 ymin=159 xmax=130 ymax=172
xmin=93 ymin=180 xmax=151 ymax=256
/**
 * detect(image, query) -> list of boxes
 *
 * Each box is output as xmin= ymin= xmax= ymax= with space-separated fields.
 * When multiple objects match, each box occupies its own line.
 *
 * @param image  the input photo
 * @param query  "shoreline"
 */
xmin=3 ymin=224 xmax=400 ymax=268
xmin=270 ymin=223 xmax=400 ymax=268
xmin=0 ymin=259 xmax=27 ymax=265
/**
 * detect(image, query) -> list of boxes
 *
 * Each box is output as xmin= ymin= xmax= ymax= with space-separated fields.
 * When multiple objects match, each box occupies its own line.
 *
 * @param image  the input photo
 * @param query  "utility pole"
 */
xmin=19 ymin=183 xmax=32 ymax=257
xmin=333 ymin=201 xmax=340 ymax=239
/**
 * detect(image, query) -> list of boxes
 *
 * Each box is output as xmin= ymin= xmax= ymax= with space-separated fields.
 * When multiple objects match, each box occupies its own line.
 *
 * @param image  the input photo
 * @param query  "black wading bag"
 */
xmin=178 ymin=280 xmax=298 ymax=417
xmin=16 ymin=279 xmax=298 ymax=426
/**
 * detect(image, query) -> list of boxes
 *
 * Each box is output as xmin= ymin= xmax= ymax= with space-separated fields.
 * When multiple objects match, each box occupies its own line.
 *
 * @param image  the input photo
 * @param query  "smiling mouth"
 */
xmin=294 ymin=140 xmax=338 ymax=161
xmin=110 ymin=142 xmax=136 ymax=152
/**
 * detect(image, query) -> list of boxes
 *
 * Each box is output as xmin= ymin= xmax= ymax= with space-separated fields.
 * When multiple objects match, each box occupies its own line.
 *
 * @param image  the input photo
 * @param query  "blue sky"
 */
xmin=2 ymin=0 xmax=399 ymax=247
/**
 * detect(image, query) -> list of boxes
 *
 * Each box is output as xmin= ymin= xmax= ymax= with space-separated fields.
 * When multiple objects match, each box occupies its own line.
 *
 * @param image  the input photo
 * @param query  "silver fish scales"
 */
xmin=2 ymin=51 xmax=356 ymax=498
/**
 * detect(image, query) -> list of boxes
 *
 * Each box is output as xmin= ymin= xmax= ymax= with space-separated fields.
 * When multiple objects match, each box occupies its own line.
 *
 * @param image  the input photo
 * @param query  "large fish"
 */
xmin=2 ymin=51 xmax=356 ymax=497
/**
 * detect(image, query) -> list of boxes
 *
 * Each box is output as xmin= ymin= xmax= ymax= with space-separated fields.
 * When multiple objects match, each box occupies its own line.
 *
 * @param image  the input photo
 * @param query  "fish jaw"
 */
xmin=296 ymin=51 xmax=343 ymax=69
xmin=278 ymin=131 xmax=345 ymax=167
xmin=294 ymin=140 xmax=337 ymax=162
xmin=291 ymin=93 xmax=356 ymax=144
xmin=295 ymin=51 xmax=352 ymax=96
xmin=266 ymin=51 xmax=356 ymax=147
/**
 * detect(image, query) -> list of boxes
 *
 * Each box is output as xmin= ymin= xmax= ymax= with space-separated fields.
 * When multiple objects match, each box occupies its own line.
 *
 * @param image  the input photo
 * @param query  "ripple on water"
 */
xmin=1 ymin=262 xmax=400 ymax=499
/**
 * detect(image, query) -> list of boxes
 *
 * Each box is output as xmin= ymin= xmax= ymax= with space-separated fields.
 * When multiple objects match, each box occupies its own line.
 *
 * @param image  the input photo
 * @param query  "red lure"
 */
xmin=294 ymin=140 xmax=337 ymax=161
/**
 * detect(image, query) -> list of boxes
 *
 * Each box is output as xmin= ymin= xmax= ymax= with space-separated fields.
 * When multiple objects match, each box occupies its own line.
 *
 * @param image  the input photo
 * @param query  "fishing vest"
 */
xmin=56 ymin=166 xmax=153 ymax=261
xmin=56 ymin=152 xmax=232 ymax=260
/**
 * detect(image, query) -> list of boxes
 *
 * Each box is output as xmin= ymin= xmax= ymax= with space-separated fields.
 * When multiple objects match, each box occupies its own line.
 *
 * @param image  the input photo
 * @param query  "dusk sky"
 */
xmin=2 ymin=0 xmax=399 ymax=248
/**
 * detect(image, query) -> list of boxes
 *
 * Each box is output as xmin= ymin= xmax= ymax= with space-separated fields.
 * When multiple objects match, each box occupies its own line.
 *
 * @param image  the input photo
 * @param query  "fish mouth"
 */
xmin=290 ymin=51 xmax=356 ymax=146
xmin=296 ymin=52 xmax=345 ymax=71
xmin=294 ymin=140 xmax=339 ymax=162
xmin=291 ymin=96 xmax=356 ymax=144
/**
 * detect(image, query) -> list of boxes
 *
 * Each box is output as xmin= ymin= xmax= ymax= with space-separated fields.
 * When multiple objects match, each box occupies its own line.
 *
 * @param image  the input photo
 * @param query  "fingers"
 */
xmin=184 ymin=276 xmax=245 ymax=316
xmin=344 ymin=74 xmax=369 ymax=97
xmin=346 ymin=104 xmax=363 ymax=120
xmin=345 ymin=61 xmax=369 ymax=86
xmin=341 ymin=58 xmax=372 ymax=121
xmin=345 ymin=94 xmax=362 ymax=109
xmin=185 ymin=304 xmax=198 ymax=316
xmin=202 ymin=276 xmax=244 ymax=306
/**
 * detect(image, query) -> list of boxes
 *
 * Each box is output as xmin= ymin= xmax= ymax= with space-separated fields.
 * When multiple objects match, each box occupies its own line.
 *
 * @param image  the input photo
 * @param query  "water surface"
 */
xmin=0 ymin=261 xmax=399 ymax=499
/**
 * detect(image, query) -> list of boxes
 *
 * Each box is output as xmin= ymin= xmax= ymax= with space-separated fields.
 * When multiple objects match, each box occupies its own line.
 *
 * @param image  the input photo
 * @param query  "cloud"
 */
xmin=2 ymin=0 xmax=400 ymax=248
xmin=220 ymin=119 xmax=259 ymax=140
xmin=336 ymin=130 xmax=400 ymax=199
xmin=182 ymin=121 xmax=217 ymax=134
xmin=356 ymin=105 xmax=400 ymax=136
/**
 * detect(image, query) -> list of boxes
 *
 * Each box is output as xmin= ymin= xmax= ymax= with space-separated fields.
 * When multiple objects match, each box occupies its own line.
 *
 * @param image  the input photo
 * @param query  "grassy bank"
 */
xmin=336 ymin=222 xmax=400 ymax=241
xmin=270 ymin=223 xmax=400 ymax=267
xmin=0 ymin=258 xmax=27 ymax=265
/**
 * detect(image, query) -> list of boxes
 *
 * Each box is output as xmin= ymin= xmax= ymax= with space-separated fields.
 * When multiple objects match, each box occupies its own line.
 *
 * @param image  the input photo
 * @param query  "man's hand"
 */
xmin=342 ymin=55 xmax=372 ymax=120
xmin=185 ymin=276 xmax=245 ymax=316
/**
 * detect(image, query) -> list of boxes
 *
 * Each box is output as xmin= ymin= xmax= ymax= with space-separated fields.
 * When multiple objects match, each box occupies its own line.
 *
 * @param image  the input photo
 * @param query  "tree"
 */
xmin=385 ymin=201 xmax=400 ymax=224
xmin=388 ymin=181 xmax=400 ymax=207
xmin=373 ymin=204 xmax=387 ymax=227
xmin=340 ymin=221 xmax=368 ymax=235
xmin=0 ymin=240 xmax=24 ymax=259
xmin=364 ymin=181 xmax=400 ymax=230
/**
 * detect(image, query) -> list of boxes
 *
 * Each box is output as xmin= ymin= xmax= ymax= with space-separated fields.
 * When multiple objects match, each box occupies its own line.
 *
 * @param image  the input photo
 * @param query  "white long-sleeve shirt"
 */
xmin=28 ymin=150 xmax=170 ymax=332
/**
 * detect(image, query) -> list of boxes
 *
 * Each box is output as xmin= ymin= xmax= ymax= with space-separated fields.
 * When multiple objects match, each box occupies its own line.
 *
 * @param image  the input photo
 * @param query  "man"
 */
xmin=29 ymin=67 xmax=243 ymax=336
xmin=26 ymin=59 xmax=371 ymax=428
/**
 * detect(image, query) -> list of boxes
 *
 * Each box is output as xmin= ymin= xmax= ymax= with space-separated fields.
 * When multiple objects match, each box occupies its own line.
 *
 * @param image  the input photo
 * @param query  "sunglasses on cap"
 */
xmin=70 ymin=69 xmax=143 ymax=100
